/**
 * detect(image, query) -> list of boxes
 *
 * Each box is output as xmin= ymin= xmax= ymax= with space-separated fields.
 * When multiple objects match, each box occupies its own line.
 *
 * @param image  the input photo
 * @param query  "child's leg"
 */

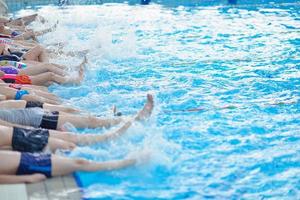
xmin=22 ymin=94 xmax=60 ymax=105
xmin=57 ymin=113 xmax=123 ymax=129
xmin=23 ymin=45 xmax=49 ymax=63
xmin=34 ymin=22 xmax=58 ymax=37
xmin=29 ymin=72 xmax=57 ymax=86
xmin=56 ymin=94 xmax=153 ymax=129
xmin=17 ymin=14 xmax=38 ymax=25
xmin=51 ymin=155 xmax=137 ymax=176
xmin=19 ymin=64 xmax=65 ymax=76
xmin=47 ymin=137 xmax=76 ymax=152
xmin=25 ymin=88 xmax=61 ymax=102
xmin=49 ymin=121 xmax=132 ymax=145
xmin=43 ymin=104 xmax=80 ymax=113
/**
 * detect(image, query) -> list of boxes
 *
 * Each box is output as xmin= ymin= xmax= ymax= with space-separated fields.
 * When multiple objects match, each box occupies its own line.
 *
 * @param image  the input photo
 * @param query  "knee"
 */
xmin=47 ymin=72 xmax=55 ymax=79
xmin=45 ymin=64 xmax=54 ymax=71
xmin=33 ymin=44 xmax=44 ymax=52
xmin=64 ymin=133 xmax=77 ymax=143
xmin=27 ymin=30 xmax=34 ymax=35
xmin=66 ymin=142 xmax=76 ymax=150
xmin=60 ymin=141 xmax=76 ymax=150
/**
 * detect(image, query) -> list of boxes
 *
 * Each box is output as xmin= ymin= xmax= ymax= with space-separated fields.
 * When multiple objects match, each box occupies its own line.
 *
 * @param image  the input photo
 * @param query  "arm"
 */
xmin=0 ymin=174 xmax=46 ymax=184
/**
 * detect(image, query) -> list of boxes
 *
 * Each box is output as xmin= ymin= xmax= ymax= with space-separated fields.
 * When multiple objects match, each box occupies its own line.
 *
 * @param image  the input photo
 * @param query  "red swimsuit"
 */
xmin=1 ymin=74 xmax=32 ymax=84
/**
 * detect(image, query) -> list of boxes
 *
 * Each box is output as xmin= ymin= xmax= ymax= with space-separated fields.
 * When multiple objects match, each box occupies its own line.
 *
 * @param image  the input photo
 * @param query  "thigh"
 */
xmin=19 ymin=66 xmax=47 ymax=76
xmin=49 ymin=130 xmax=77 ymax=143
xmin=57 ymin=113 xmax=89 ymax=129
xmin=0 ymin=151 xmax=21 ymax=174
xmin=29 ymin=73 xmax=51 ymax=85
xmin=48 ymin=137 xmax=76 ymax=152
xmin=23 ymin=46 xmax=41 ymax=61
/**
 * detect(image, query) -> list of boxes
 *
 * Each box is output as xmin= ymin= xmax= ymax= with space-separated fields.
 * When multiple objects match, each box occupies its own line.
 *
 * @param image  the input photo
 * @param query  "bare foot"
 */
xmin=127 ymin=149 xmax=151 ymax=165
xmin=135 ymin=94 xmax=154 ymax=121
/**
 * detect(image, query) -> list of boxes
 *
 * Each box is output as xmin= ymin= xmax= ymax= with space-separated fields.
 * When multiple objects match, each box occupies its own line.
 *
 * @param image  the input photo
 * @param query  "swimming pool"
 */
xmin=15 ymin=0 xmax=300 ymax=199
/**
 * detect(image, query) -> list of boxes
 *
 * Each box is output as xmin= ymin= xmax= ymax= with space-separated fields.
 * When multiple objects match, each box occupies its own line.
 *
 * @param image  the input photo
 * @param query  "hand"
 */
xmin=25 ymin=174 xmax=47 ymax=183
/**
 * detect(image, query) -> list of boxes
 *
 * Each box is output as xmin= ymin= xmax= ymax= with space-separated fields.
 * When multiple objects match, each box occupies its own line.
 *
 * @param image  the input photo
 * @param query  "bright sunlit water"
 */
xmin=15 ymin=2 xmax=300 ymax=199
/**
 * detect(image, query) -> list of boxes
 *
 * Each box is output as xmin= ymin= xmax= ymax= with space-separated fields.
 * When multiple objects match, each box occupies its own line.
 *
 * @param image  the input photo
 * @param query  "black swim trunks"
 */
xmin=12 ymin=127 xmax=49 ymax=153
xmin=25 ymin=101 xmax=44 ymax=108
xmin=16 ymin=153 xmax=52 ymax=178
xmin=0 ymin=55 xmax=21 ymax=62
xmin=40 ymin=111 xmax=59 ymax=130
xmin=10 ymin=51 xmax=24 ymax=58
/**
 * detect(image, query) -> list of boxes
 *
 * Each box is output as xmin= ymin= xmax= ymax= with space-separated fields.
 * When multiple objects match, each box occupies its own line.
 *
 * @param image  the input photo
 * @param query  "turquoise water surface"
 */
xmin=16 ymin=1 xmax=300 ymax=199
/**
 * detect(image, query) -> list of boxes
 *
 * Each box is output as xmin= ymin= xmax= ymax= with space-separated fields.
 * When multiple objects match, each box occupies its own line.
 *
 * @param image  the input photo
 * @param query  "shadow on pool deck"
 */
xmin=0 ymin=175 xmax=81 ymax=200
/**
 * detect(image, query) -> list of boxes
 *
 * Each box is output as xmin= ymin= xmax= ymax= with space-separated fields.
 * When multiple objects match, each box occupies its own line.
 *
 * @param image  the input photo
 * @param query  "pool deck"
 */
xmin=0 ymin=175 xmax=81 ymax=200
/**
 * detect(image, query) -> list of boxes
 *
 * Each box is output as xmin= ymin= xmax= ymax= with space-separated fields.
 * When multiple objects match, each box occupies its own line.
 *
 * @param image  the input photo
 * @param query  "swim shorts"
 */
xmin=16 ymin=152 xmax=52 ymax=178
xmin=10 ymin=51 xmax=24 ymax=58
xmin=0 ymin=108 xmax=44 ymax=128
xmin=11 ymin=31 xmax=21 ymax=37
xmin=40 ymin=111 xmax=59 ymax=130
xmin=1 ymin=74 xmax=32 ymax=84
xmin=9 ymin=83 xmax=22 ymax=90
xmin=15 ymin=90 xmax=29 ymax=100
xmin=12 ymin=127 xmax=49 ymax=153
xmin=0 ymin=66 xmax=19 ymax=74
xmin=0 ymin=60 xmax=27 ymax=69
xmin=15 ymin=75 xmax=32 ymax=84
xmin=25 ymin=101 xmax=44 ymax=108
xmin=0 ymin=55 xmax=21 ymax=62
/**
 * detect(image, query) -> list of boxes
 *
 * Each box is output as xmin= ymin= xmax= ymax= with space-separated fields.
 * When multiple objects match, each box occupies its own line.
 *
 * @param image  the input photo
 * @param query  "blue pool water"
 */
xmin=16 ymin=1 xmax=300 ymax=199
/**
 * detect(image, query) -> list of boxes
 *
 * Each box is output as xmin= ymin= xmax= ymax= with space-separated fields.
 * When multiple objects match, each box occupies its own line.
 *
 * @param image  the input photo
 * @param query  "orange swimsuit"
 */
xmin=1 ymin=74 xmax=32 ymax=84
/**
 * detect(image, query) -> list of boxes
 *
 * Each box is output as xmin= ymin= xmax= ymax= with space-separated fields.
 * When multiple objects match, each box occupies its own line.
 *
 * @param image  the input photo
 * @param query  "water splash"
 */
xmin=16 ymin=3 xmax=300 ymax=199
